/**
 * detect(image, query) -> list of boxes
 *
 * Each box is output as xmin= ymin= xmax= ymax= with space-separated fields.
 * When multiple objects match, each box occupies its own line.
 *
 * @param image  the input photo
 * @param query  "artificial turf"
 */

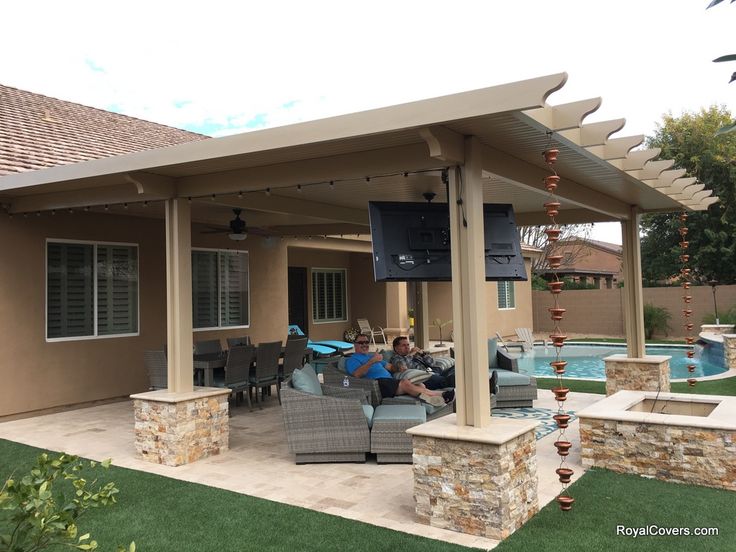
xmin=495 ymin=468 xmax=735 ymax=552
xmin=535 ymin=375 xmax=736 ymax=396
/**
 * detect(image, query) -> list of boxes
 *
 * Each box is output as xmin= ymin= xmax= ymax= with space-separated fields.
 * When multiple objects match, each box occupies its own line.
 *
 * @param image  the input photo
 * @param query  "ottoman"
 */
xmin=370 ymin=404 xmax=427 ymax=463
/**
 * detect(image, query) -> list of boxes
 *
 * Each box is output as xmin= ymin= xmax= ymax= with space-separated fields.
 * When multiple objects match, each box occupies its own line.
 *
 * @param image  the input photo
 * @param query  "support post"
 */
xmin=620 ymin=207 xmax=645 ymax=358
xmin=165 ymin=198 xmax=194 ymax=393
xmin=414 ymin=282 xmax=430 ymax=350
xmin=449 ymin=137 xmax=490 ymax=427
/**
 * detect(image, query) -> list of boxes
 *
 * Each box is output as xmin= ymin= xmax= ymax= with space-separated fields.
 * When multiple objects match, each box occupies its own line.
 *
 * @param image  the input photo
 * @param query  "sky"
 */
xmin=2 ymin=1 xmax=734 ymax=244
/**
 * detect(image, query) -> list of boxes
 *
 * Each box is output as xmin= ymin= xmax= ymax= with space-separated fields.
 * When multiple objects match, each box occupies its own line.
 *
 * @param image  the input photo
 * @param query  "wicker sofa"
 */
xmin=322 ymin=356 xmax=453 ymax=420
xmin=281 ymin=365 xmax=428 ymax=463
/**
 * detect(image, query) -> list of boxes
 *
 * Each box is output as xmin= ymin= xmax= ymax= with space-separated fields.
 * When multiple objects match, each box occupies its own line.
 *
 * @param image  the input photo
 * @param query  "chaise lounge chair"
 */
xmin=514 ymin=327 xmax=535 ymax=351
xmin=287 ymin=325 xmax=353 ymax=356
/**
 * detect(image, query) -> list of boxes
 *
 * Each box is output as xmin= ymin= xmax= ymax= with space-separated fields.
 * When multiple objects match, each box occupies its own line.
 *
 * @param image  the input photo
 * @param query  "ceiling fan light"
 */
xmin=228 ymin=232 xmax=247 ymax=241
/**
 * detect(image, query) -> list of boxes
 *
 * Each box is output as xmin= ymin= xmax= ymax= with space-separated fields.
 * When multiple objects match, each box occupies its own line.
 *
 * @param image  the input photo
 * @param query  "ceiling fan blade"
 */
xmin=201 ymin=228 xmax=230 ymax=234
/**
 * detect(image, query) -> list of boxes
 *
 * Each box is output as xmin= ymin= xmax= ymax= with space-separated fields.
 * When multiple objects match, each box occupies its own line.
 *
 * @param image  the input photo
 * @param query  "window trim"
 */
xmin=45 ymin=238 xmax=140 ymax=342
xmin=497 ymin=280 xmax=516 ymax=311
xmin=311 ymin=267 xmax=349 ymax=324
xmin=191 ymin=247 xmax=250 ymax=332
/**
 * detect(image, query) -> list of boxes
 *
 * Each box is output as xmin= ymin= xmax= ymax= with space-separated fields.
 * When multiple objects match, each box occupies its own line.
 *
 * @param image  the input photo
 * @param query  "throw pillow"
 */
xmin=292 ymin=363 xmax=323 ymax=395
xmin=395 ymin=368 xmax=432 ymax=384
xmin=488 ymin=338 xmax=498 ymax=369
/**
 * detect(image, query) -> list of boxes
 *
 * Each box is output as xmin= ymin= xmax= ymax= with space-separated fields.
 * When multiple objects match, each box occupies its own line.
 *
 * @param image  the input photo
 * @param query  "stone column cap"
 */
xmin=406 ymin=413 xmax=537 ymax=445
xmin=130 ymin=386 xmax=230 ymax=403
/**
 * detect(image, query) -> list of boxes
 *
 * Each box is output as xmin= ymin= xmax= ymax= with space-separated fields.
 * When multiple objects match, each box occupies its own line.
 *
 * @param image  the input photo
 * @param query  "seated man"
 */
xmin=390 ymin=336 xmax=452 ymax=390
xmin=346 ymin=335 xmax=454 ymax=407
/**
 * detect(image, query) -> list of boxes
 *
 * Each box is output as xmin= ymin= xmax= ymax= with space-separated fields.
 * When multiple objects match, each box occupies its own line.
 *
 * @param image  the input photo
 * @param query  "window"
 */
xmin=192 ymin=249 xmax=249 ymax=329
xmin=312 ymin=269 xmax=347 ymax=323
xmin=497 ymin=281 xmax=515 ymax=310
xmin=47 ymin=241 xmax=138 ymax=340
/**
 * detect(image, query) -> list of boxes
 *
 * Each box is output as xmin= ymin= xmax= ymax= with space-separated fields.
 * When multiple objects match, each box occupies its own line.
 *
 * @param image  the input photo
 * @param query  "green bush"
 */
xmin=643 ymin=304 xmax=671 ymax=339
xmin=702 ymin=306 xmax=736 ymax=325
xmin=561 ymin=278 xmax=598 ymax=290
xmin=0 ymin=453 xmax=134 ymax=552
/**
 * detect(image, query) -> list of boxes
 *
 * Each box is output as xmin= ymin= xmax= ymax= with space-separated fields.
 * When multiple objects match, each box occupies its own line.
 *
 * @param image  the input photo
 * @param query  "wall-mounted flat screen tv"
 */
xmin=368 ymin=202 xmax=527 ymax=282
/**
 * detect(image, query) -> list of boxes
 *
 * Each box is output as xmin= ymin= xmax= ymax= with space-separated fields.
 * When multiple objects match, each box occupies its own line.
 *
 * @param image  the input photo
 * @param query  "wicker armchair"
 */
xmin=281 ymin=379 xmax=371 ymax=464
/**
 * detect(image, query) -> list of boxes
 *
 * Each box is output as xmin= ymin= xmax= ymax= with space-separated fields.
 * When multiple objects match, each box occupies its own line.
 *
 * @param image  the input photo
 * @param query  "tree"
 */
xmin=641 ymin=106 xmax=736 ymax=284
xmin=519 ymin=224 xmax=593 ymax=273
xmin=707 ymin=0 xmax=736 ymax=134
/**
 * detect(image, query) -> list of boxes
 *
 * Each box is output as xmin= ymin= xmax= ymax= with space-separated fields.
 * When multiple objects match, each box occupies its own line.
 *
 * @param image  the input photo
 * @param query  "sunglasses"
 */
xmin=354 ymin=341 xmax=369 ymax=345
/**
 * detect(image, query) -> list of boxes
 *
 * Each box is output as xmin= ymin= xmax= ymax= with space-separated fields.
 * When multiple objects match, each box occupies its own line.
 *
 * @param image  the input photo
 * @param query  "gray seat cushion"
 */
xmin=373 ymin=404 xmax=427 ymax=423
xmin=492 ymin=369 xmax=532 ymax=386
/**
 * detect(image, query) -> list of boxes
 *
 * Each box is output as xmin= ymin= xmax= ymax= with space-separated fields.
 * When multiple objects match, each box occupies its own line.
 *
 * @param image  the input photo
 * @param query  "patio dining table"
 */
xmin=193 ymin=346 xmax=314 ymax=387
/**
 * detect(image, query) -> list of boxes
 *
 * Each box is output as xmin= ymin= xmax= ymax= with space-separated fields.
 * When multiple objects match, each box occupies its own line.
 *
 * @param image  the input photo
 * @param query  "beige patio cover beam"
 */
xmin=450 ymin=138 xmax=491 ymax=428
xmin=621 ymin=208 xmax=645 ymax=358
xmin=479 ymin=143 xmax=631 ymax=219
xmin=584 ymin=135 xmax=645 ymax=160
xmin=165 ymin=198 xmax=194 ymax=393
xmin=523 ymin=97 xmax=602 ymax=131
xmin=558 ymin=119 xmax=626 ymax=147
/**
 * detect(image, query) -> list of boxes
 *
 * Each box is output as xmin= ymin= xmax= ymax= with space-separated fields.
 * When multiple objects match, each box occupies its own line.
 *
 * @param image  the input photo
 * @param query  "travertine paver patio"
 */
xmin=0 ymin=391 xmax=602 ymax=550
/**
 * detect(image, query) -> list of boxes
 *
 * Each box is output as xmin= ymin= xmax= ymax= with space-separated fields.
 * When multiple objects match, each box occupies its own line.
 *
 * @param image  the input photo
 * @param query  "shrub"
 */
xmin=702 ymin=306 xmax=736 ymax=325
xmin=0 ymin=453 xmax=134 ymax=551
xmin=643 ymin=304 xmax=671 ymax=339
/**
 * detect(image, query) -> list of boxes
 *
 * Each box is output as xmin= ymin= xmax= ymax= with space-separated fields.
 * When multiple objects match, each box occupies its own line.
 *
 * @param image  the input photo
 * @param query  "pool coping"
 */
xmin=523 ymin=343 xmax=734 ymax=383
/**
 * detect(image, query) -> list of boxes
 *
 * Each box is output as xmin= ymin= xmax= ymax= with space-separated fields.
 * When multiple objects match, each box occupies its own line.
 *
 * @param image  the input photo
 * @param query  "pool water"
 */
xmin=516 ymin=343 xmax=727 ymax=380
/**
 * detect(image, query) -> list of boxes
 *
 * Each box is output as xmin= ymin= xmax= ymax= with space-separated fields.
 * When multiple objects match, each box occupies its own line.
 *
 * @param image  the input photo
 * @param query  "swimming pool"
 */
xmin=515 ymin=342 xmax=727 ymax=380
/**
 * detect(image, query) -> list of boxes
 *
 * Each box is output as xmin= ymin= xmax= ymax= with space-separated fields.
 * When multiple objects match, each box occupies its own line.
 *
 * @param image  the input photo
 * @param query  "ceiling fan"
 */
xmin=201 ymin=208 xmax=249 ymax=241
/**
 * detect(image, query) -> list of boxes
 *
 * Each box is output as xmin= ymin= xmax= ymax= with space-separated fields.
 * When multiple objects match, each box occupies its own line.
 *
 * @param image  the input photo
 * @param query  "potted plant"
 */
xmin=432 ymin=318 xmax=452 ymax=346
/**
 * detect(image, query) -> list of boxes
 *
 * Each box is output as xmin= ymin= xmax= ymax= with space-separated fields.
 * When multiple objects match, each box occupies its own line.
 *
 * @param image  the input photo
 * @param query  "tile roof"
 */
xmin=0 ymin=84 xmax=208 ymax=176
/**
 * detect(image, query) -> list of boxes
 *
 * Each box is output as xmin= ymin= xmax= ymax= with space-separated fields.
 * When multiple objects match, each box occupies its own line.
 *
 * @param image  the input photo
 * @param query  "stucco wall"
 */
xmin=425 ymin=258 xmax=535 ymax=340
xmin=0 ymin=213 xmax=289 ymax=418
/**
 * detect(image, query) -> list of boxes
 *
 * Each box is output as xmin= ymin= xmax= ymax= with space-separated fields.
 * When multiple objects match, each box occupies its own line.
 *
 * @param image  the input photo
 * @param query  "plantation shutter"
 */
xmin=219 ymin=251 xmax=249 ymax=327
xmin=47 ymin=243 xmax=94 ymax=338
xmin=192 ymin=251 xmax=218 ymax=328
xmin=497 ymin=281 xmax=515 ymax=309
xmin=97 ymin=245 xmax=139 ymax=335
xmin=312 ymin=269 xmax=346 ymax=322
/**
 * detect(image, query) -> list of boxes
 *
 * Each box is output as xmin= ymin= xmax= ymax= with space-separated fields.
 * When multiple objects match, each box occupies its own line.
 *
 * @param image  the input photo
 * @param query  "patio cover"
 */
xmin=0 ymin=72 xmax=719 ymax=428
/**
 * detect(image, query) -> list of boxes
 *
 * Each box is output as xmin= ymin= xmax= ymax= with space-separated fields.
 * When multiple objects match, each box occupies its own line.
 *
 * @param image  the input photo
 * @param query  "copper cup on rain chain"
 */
xmin=553 ymin=413 xmax=571 ymax=428
xmin=552 ymin=387 xmax=570 ymax=402
xmin=680 ymin=241 xmax=689 ymax=249
xmin=544 ymin=227 xmax=561 ymax=242
xmin=688 ymin=364 xmax=696 ymax=373
xmin=544 ymin=201 xmax=561 ymax=217
xmin=687 ymin=349 xmax=695 ymax=358
xmin=556 ymin=467 xmax=574 ymax=484
xmin=550 ymin=333 xmax=567 ymax=347
xmin=554 ymin=440 xmax=572 ymax=456
xmin=557 ymin=495 xmax=575 ymax=511
xmin=686 ymin=336 xmax=695 ymax=344
xmin=548 ymin=281 xmax=565 ymax=294
xmin=680 ymin=254 xmax=690 ymax=263
xmin=683 ymin=296 xmax=692 ymax=304
xmin=682 ymin=282 xmax=691 ymax=290
xmin=549 ymin=307 xmax=566 ymax=321
xmin=543 ymin=149 xmax=559 ymax=164
xmin=681 ymin=268 xmax=691 ymax=276
xmin=679 ymin=227 xmax=688 ymax=236
xmin=687 ymin=378 xmax=697 ymax=387
xmin=683 ymin=309 xmax=692 ymax=317
xmin=550 ymin=360 xmax=568 ymax=374
xmin=544 ymin=174 xmax=560 ymax=192
xmin=685 ymin=323 xmax=694 ymax=332
xmin=547 ymin=255 xmax=563 ymax=269
xmin=680 ymin=213 xmax=688 ymax=223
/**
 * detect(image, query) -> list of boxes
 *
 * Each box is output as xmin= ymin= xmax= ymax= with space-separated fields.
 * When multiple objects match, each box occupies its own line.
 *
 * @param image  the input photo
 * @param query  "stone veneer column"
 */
xmin=131 ymin=388 xmax=230 ymax=466
xmin=724 ymin=335 xmax=736 ymax=370
xmin=407 ymin=414 xmax=538 ymax=540
xmin=604 ymin=354 xmax=671 ymax=396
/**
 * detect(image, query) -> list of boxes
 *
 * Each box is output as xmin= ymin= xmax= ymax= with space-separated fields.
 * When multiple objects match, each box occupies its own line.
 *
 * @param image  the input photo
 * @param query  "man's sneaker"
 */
xmin=442 ymin=389 xmax=456 ymax=405
xmin=419 ymin=393 xmax=446 ymax=408
xmin=490 ymin=370 xmax=499 ymax=396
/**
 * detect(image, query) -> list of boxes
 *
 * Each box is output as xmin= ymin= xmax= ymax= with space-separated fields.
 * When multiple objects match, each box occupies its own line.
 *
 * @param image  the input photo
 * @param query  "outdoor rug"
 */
xmin=492 ymin=407 xmax=577 ymax=440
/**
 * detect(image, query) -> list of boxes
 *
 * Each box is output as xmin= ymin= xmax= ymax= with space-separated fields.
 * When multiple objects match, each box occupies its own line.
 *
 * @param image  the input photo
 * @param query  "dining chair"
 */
xmin=226 ymin=335 xmax=251 ymax=348
xmin=250 ymin=340 xmax=282 ymax=408
xmin=194 ymin=339 xmax=223 ymax=355
xmin=222 ymin=345 xmax=256 ymax=409
xmin=143 ymin=350 xmax=167 ymax=390
xmin=281 ymin=337 xmax=308 ymax=384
